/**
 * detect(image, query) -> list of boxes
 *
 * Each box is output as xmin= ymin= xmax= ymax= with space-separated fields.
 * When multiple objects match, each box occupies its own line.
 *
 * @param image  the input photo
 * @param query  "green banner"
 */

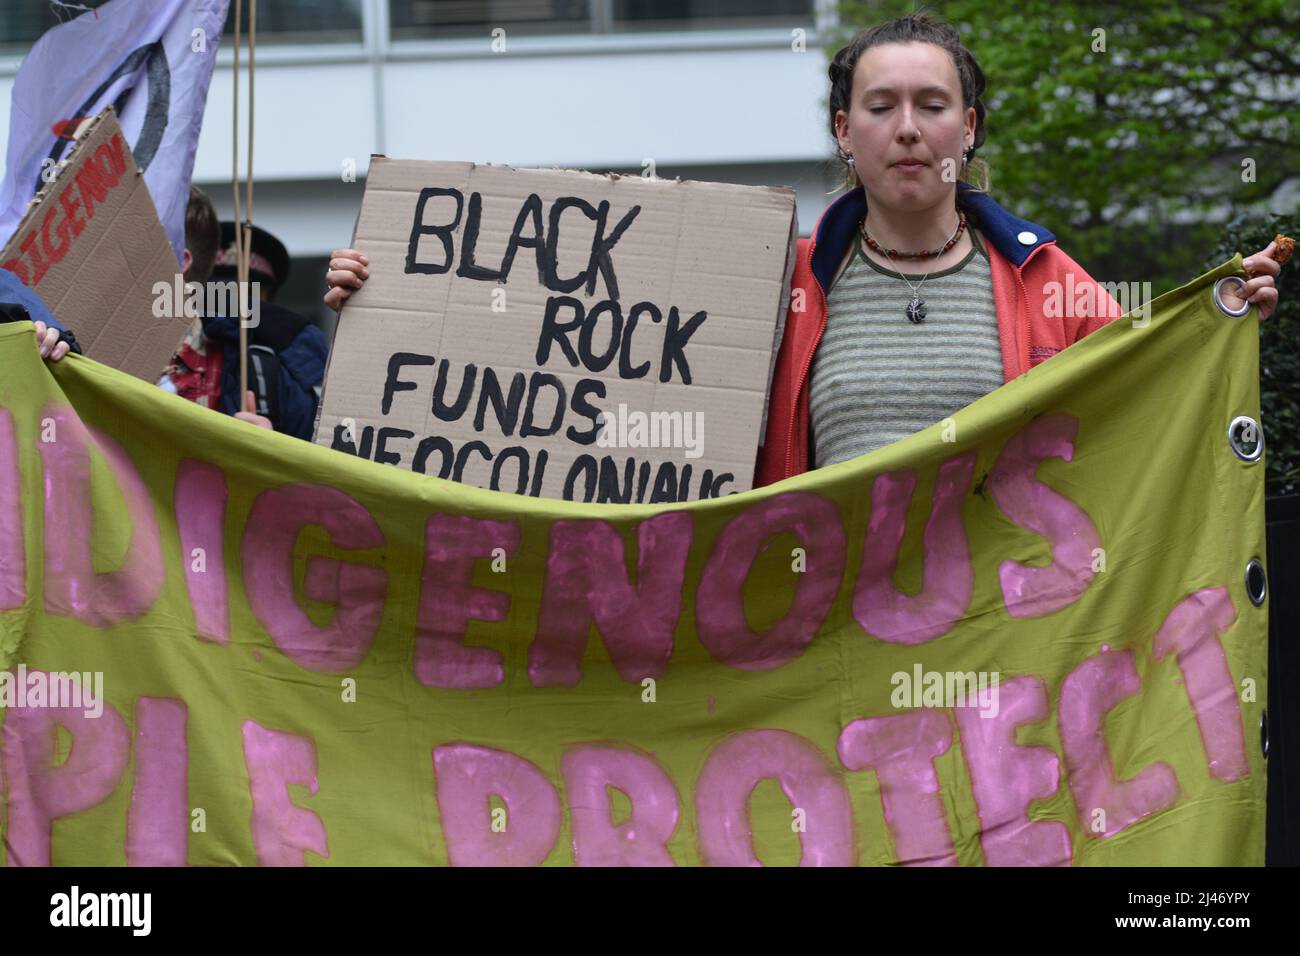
xmin=0 ymin=256 xmax=1268 ymax=866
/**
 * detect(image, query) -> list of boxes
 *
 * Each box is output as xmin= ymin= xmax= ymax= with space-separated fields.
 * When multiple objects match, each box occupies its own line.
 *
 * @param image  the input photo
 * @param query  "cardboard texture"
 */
xmin=0 ymin=107 xmax=185 ymax=381
xmin=316 ymin=159 xmax=797 ymax=502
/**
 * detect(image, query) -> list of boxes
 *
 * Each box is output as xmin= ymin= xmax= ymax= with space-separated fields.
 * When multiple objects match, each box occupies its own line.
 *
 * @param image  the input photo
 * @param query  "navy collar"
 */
xmin=810 ymin=181 xmax=1055 ymax=294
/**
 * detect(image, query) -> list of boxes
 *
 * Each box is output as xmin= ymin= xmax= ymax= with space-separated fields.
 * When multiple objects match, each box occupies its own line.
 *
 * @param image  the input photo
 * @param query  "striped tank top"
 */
xmin=810 ymin=227 xmax=1003 ymax=468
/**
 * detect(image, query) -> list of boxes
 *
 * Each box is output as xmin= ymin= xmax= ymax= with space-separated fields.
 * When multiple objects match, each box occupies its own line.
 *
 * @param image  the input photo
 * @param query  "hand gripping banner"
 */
xmin=0 ymin=257 xmax=1268 ymax=866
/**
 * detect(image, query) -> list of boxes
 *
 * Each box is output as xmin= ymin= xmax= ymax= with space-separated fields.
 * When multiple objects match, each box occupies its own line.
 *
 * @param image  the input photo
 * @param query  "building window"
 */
xmin=391 ymin=1 xmax=592 ymax=39
xmin=389 ymin=0 xmax=813 ymax=40
xmin=1 ymin=1 xmax=367 ymax=51
xmin=610 ymin=0 xmax=813 ymax=33
xmin=223 ymin=0 xmax=364 ymax=46
xmin=0 ymin=1 xmax=113 ymax=50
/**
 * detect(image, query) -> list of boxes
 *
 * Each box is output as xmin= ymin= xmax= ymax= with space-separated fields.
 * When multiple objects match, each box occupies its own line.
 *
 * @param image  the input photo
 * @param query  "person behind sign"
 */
xmin=207 ymin=220 xmax=329 ymax=437
xmin=160 ymin=189 xmax=327 ymax=436
xmin=321 ymin=13 xmax=1284 ymax=487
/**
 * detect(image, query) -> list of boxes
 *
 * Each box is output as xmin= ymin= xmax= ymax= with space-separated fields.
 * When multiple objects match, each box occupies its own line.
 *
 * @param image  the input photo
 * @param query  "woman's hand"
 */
xmin=234 ymin=390 xmax=273 ymax=430
xmin=1219 ymin=241 xmax=1282 ymax=321
xmin=324 ymin=248 xmax=369 ymax=313
xmin=33 ymin=319 xmax=70 ymax=362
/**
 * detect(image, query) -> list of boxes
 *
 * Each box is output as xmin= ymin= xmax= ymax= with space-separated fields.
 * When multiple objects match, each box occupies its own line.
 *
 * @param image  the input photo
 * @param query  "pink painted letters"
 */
xmin=562 ymin=744 xmax=680 ymax=866
xmin=990 ymin=414 xmax=1100 ymax=617
xmin=241 ymin=720 xmax=329 ymax=866
xmin=838 ymin=710 xmax=957 ymax=866
xmin=954 ymin=677 xmax=1072 ymax=865
xmin=241 ymin=483 xmax=386 ymax=671
xmin=38 ymin=404 xmax=164 ymax=627
xmin=414 ymin=513 xmax=519 ymax=689
xmin=126 ymin=697 xmax=189 ymax=866
xmin=696 ymin=729 xmax=854 ymax=866
xmin=174 ymin=459 xmax=229 ymax=644
xmin=433 ymin=743 xmax=562 ymax=866
xmin=1151 ymin=588 xmax=1248 ymax=782
xmin=1 ymin=682 xmax=129 ymax=866
xmin=853 ymin=451 xmax=977 ymax=644
xmin=696 ymin=493 xmax=845 ymax=671
xmin=0 ymin=409 xmax=24 ymax=610
xmin=530 ymin=513 xmax=692 ymax=686
xmin=1058 ymin=648 xmax=1180 ymax=837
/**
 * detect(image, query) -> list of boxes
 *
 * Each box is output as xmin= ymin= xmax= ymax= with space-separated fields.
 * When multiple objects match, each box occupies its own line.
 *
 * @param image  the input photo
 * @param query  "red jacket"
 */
xmin=754 ymin=183 xmax=1123 ymax=487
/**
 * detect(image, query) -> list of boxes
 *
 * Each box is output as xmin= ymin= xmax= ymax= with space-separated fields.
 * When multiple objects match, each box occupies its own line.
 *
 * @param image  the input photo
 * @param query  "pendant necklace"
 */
xmin=859 ymin=210 xmax=967 ymax=324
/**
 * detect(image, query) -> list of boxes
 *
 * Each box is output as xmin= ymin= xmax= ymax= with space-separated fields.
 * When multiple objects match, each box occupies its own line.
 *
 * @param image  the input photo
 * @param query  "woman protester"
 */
xmin=322 ymin=13 xmax=1283 ymax=487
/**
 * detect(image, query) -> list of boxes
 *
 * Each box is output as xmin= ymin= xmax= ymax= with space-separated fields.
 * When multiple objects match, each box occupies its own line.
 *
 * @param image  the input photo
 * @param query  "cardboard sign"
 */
xmin=0 ymin=108 xmax=185 ymax=381
xmin=316 ymin=159 xmax=798 ymax=502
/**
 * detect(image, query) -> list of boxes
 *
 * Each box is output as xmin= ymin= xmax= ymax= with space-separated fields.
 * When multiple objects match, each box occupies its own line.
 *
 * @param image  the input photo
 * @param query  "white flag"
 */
xmin=0 ymin=0 xmax=231 ymax=263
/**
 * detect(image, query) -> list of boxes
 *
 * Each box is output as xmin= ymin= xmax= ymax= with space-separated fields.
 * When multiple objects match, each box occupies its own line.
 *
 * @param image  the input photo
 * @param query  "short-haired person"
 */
xmin=161 ymin=188 xmax=328 ymax=435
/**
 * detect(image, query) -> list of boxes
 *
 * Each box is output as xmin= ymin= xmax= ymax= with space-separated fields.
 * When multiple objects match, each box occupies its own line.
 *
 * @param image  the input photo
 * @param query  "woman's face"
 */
xmin=835 ymin=41 xmax=977 ymax=212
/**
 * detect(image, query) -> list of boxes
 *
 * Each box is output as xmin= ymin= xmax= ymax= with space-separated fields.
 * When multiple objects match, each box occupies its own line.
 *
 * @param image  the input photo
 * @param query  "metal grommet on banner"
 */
xmin=1213 ymin=276 xmax=1251 ymax=317
xmin=1245 ymin=558 xmax=1267 ymax=607
xmin=1261 ymin=710 xmax=1269 ymax=759
xmin=1227 ymin=416 xmax=1264 ymax=462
